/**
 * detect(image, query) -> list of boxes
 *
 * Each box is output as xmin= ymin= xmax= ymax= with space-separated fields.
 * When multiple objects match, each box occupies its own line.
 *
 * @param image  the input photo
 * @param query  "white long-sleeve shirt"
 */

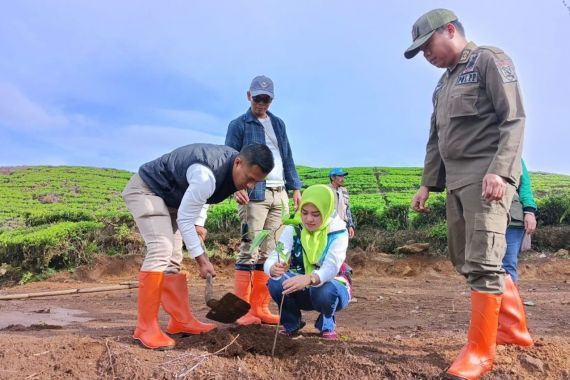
xmin=176 ymin=164 xmax=215 ymax=258
xmin=258 ymin=116 xmax=285 ymax=187
xmin=263 ymin=215 xmax=348 ymax=286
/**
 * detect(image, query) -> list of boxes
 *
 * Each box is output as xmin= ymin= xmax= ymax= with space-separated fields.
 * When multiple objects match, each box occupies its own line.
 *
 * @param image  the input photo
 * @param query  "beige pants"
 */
xmin=236 ymin=188 xmax=290 ymax=265
xmin=446 ymin=181 xmax=515 ymax=293
xmin=122 ymin=174 xmax=183 ymax=273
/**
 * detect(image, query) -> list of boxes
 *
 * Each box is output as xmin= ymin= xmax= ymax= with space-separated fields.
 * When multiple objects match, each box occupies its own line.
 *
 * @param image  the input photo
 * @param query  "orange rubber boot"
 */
xmin=234 ymin=270 xmax=261 ymax=325
xmin=497 ymin=275 xmax=533 ymax=347
xmin=161 ymin=273 xmax=216 ymax=335
xmin=133 ymin=271 xmax=175 ymax=350
xmin=445 ymin=292 xmax=501 ymax=380
xmin=251 ymin=270 xmax=280 ymax=325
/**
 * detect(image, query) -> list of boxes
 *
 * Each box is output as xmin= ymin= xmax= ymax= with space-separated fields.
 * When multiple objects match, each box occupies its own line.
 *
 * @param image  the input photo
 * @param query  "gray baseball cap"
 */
xmin=249 ymin=75 xmax=274 ymax=98
xmin=404 ymin=9 xmax=458 ymax=59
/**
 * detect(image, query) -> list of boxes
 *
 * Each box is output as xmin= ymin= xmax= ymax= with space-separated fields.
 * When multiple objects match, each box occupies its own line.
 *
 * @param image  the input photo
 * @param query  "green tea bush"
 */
xmin=205 ymin=201 xmax=240 ymax=232
xmin=536 ymin=195 xmax=570 ymax=226
xmin=24 ymin=209 xmax=95 ymax=226
xmin=378 ymin=204 xmax=409 ymax=232
xmin=351 ymin=205 xmax=382 ymax=227
xmin=0 ymin=221 xmax=103 ymax=272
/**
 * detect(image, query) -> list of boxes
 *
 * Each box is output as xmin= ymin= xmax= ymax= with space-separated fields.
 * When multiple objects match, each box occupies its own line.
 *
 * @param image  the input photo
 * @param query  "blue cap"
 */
xmin=249 ymin=75 xmax=274 ymax=99
xmin=329 ymin=168 xmax=348 ymax=177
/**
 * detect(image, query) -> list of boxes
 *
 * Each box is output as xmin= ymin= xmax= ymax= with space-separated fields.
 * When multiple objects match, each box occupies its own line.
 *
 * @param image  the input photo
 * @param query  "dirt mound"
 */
xmin=0 ymin=323 xmax=63 ymax=331
xmin=35 ymin=194 xmax=62 ymax=204
xmin=347 ymin=248 xmax=454 ymax=278
xmin=73 ymin=255 xmax=143 ymax=282
xmin=519 ymin=257 xmax=570 ymax=280
xmin=175 ymin=325 xmax=300 ymax=358
xmin=34 ymin=249 xmax=570 ymax=286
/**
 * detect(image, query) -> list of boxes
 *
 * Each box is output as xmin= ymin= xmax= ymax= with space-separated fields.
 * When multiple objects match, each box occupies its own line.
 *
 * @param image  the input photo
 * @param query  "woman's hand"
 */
xmin=282 ymin=274 xmax=311 ymax=295
xmin=270 ymin=262 xmax=288 ymax=277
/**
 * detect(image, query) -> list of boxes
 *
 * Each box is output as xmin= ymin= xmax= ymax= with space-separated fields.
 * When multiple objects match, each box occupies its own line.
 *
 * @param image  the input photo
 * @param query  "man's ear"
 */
xmin=447 ymin=23 xmax=456 ymax=38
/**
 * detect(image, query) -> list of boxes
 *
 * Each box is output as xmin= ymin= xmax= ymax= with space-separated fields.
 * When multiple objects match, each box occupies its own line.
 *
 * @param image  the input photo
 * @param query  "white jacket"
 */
xmin=264 ymin=215 xmax=348 ymax=286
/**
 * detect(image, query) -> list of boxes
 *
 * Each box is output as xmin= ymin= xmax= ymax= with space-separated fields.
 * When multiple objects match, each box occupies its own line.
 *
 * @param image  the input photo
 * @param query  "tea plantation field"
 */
xmin=1 ymin=166 xmax=569 ymax=278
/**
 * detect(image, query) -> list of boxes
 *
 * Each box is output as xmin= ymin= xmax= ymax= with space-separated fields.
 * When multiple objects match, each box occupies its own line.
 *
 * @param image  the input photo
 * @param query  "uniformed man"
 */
xmin=122 ymin=143 xmax=273 ymax=350
xmin=405 ymin=9 xmax=531 ymax=379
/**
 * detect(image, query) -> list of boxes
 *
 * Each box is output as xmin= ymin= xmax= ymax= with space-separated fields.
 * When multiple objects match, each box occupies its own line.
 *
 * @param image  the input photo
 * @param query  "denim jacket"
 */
xmin=225 ymin=108 xmax=302 ymax=201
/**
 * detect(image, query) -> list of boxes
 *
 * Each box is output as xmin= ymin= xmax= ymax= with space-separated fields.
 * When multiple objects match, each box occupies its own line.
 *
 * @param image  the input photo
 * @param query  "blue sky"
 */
xmin=1 ymin=1 xmax=569 ymax=174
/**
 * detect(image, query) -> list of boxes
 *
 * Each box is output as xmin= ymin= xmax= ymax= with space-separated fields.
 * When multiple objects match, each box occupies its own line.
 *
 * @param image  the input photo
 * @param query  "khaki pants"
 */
xmin=446 ymin=181 xmax=515 ymax=293
xmin=122 ymin=174 xmax=183 ymax=273
xmin=236 ymin=188 xmax=290 ymax=265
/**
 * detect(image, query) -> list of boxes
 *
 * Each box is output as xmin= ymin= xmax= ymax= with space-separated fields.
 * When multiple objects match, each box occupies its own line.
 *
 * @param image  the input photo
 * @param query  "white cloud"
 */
xmin=155 ymin=108 xmax=227 ymax=136
xmin=26 ymin=123 xmax=225 ymax=171
xmin=0 ymin=83 xmax=70 ymax=131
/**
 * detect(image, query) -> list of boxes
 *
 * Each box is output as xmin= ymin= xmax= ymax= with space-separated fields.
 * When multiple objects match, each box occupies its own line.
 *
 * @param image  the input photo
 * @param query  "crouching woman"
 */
xmin=264 ymin=184 xmax=351 ymax=340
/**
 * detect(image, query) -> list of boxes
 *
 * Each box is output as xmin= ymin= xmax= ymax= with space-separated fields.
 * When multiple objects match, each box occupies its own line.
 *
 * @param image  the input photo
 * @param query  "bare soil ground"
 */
xmin=0 ymin=251 xmax=569 ymax=380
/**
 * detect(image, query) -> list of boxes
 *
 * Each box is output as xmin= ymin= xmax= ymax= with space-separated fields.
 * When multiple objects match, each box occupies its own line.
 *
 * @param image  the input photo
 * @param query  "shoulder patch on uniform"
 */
xmin=461 ymin=52 xmax=480 ymax=74
xmin=479 ymin=45 xmax=504 ymax=54
xmin=457 ymin=72 xmax=479 ymax=85
xmin=494 ymin=58 xmax=518 ymax=83
xmin=459 ymin=49 xmax=471 ymax=63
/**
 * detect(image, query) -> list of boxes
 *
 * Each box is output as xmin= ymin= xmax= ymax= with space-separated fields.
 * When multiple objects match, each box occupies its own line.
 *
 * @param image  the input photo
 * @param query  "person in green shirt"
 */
xmin=503 ymin=159 xmax=537 ymax=283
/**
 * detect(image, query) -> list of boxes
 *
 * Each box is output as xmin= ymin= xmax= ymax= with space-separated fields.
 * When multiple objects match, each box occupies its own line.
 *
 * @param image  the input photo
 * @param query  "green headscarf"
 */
xmin=299 ymin=184 xmax=335 ymax=273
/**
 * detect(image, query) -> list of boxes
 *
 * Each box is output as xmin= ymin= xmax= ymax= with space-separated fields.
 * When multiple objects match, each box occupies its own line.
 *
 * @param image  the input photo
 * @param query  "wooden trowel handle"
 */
xmin=205 ymin=273 xmax=217 ymax=308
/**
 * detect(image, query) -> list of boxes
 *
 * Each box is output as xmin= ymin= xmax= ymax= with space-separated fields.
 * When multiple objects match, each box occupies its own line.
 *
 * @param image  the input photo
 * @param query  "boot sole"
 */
xmin=166 ymin=328 xmax=217 ymax=337
xmin=440 ymin=372 xmax=467 ymax=380
xmin=133 ymin=337 xmax=175 ymax=351
xmin=497 ymin=341 xmax=533 ymax=347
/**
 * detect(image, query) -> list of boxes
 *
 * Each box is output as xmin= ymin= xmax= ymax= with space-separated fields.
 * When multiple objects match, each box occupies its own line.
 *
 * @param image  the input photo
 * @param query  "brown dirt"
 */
xmin=0 ymin=251 xmax=569 ymax=379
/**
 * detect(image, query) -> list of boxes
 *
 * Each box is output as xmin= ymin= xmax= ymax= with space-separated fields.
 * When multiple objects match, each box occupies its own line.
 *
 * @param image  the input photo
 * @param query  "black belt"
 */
xmin=266 ymin=186 xmax=285 ymax=192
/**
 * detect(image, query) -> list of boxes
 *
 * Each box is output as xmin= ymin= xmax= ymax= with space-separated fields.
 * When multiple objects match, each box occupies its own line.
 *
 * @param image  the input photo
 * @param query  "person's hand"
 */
xmin=235 ymin=190 xmax=250 ymax=205
xmin=282 ymin=274 xmax=311 ymax=295
xmin=482 ymin=174 xmax=507 ymax=201
xmin=195 ymin=225 xmax=208 ymax=241
xmin=348 ymin=226 xmax=355 ymax=239
xmin=411 ymin=186 xmax=431 ymax=212
xmin=270 ymin=262 xmax=289 ymax=277
xmin=195 ymin=253 xmax=216 ymax=279
xmin=292 ymin=190 xmax=302 ymax=211
xmin=524 ymin=213 xmax=537 ymax=235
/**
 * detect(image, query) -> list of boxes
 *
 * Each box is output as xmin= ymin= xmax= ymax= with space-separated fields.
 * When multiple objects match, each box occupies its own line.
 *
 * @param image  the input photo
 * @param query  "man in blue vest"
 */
xmin=122 ymin=143 xmax=273 ymax=350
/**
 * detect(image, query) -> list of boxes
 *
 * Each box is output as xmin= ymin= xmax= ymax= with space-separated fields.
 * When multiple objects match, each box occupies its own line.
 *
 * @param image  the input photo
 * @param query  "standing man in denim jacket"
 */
xmin=225 ymin=75 xmax=302 ymax=325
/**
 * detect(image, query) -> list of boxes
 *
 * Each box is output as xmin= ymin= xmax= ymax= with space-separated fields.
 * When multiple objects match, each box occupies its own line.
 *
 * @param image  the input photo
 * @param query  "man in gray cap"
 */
xmin=225 ymin=75 xmax=302 ymax=326
xmin=405 ymin=8 xmax=530 ymax=380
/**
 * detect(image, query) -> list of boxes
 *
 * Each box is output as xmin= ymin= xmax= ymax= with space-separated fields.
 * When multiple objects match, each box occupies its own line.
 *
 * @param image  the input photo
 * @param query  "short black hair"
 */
xmin=436 ymin=20 xmax=465 ymax=36
xmin=239 ymin=144 xmax=274 ymax=174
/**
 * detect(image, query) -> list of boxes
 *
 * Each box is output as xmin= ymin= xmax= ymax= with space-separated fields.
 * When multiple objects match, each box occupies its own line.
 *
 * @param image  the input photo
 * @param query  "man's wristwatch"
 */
xmin=309 ymin=274 xmax=318 ymax=286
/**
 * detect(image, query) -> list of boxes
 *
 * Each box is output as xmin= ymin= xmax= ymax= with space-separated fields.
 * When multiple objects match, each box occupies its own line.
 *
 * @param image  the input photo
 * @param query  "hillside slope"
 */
xmin=1 ymin=166 xmax=569 ymax=278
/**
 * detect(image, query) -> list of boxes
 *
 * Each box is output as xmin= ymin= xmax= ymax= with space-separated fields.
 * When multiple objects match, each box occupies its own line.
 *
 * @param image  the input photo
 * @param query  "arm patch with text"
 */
xmin=494 ymin=58 xmax=518 ymax=83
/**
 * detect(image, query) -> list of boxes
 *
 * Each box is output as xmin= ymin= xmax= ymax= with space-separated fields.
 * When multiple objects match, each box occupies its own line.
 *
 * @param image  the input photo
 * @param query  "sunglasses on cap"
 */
xmin=252 ymin=95 xmax=272 ymax=104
